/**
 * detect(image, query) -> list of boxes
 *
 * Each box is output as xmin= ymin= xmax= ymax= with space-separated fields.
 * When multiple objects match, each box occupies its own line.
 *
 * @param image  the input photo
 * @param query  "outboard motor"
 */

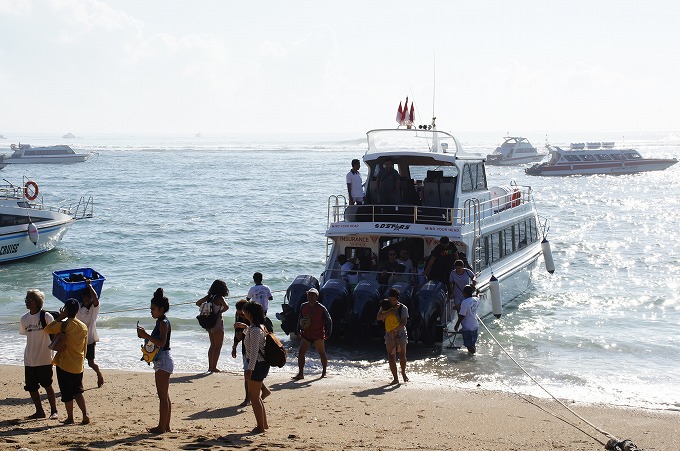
xmin=347 ymin=279 xmax=382 ymax=341
xmin=414 ymin=280 xmax=447 ymax=345
xmin=320 ymin=278 xmax=351 ymax=339
xmin=278 ymin=275 xmax=319 ymax=335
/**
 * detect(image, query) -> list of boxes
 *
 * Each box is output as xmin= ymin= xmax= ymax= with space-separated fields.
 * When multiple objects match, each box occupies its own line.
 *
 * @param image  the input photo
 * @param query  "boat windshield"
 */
xmin=366 ymin=129 xmax=461 ymax=157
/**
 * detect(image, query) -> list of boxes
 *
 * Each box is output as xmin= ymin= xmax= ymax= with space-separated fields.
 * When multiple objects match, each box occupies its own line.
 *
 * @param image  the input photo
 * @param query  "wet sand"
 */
xmin=1 ymin=364 xmax=677 ymax=450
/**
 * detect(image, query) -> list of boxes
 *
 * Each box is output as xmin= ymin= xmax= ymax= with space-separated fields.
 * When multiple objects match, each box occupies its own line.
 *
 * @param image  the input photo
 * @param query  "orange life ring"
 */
xmin=511 ymin=189 xmax=521 ymax=207
xmin=24 ymin=180 xmax=39 ymax=200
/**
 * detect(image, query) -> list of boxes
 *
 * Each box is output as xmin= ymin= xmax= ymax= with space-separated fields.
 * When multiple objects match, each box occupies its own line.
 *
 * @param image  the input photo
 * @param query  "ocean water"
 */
xmin=1 ymin=130 xmax=678 ymax=412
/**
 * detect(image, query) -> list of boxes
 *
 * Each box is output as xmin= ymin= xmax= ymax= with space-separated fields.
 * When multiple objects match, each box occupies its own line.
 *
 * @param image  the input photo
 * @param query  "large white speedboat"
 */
xmin=277 ymin=117 xmax=553 ymax=345
xmin=486 ymin=136 xmax=546 ymax=166
xmin=2 ymin=143 xmax=91 ymax=164
xmin=526 ymin=143 xmax=678 ymax=176
xmin=0 ymin=179 xmax=93 ymax=263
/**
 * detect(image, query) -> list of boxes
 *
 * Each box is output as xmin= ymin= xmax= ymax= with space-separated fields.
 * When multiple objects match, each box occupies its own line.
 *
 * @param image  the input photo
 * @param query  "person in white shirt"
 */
xmin=337 ymin=254 xmax=359 ymax=285
xmin=396 ymin=249 xmax=415 ymax=285
xmin=346 ymin=159 xmax=364 ymax=205
xmin=247 ymin=272 xmax=273 ymax=315
xmin=76 ymin=280 xmax=104 ymax=387
xmin=19 ymin=289 xmax=58 ymax=419
xmin=454 ymin=285 xmax=480 ymax=354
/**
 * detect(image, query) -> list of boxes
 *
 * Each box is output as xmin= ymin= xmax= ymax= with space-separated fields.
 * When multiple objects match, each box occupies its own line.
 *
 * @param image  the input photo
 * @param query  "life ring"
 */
xmin=24 ymin=180 xmax=39 ymax=200
xmin=511 ymin=189 xmax=521 ymax=207
xmin=10 ymin=144 xmax=16 ymax=150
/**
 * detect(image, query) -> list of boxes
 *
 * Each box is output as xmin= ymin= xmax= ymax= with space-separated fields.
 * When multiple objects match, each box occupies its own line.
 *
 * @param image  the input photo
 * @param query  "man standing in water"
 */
xmin=293 ymin=288 xmax=332 ymax=380
xmin=454 ymin=285 xmax=479 ymax=354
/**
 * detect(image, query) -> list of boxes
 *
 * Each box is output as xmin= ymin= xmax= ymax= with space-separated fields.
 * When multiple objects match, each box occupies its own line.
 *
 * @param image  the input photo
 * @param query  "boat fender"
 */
xmin=28 ymin=222 xmax=39 ymax=245
xmin=511 ymin=189 xmax=521 ymax=207
xmin=490 ymin=275 xmax=502 ymax=318
xmin=541 ymin=238 xmax=555 ymax=274
xmin=24 ymin=180 xmax=39 ymax=201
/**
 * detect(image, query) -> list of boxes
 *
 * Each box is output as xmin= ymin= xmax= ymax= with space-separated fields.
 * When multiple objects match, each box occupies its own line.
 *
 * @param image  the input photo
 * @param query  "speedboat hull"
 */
xmin=0 ymin=214 xmax=74 ymax=263
xmin=527 ymin=158 xmax=677 ymax=176
xmin=4 ymin=155 xmax=90 ymax=164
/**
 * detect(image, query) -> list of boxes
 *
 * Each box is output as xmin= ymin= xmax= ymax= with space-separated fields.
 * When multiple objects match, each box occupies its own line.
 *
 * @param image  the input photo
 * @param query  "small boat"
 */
xmin=0 ymin=179 xmax=93 ymax=263
xmin=486 ymin=137 xmax=546 ymax=166
xmin=526 ymin=143 xmax=678 ymax=176
xmin=277 ymin=100 xmax=554 ymax=345
xmin=4 ymin=143 xmax=91 ymax=164
xmin=62 ymin=132 xmax=76 ymax=139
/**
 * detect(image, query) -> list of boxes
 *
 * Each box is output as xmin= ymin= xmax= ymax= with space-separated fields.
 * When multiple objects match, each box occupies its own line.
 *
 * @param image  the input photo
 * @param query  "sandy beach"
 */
xmin=0 ymin=364 xmax=678 ymax=450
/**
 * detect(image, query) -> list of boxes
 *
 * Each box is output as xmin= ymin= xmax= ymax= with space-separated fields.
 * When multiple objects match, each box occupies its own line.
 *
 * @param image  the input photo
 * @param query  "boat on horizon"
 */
xmin=0 ymin=179 xmax=93 ymax=263
xmin=2 ymin=143 xmax=92 ymax=164
xmin=62 ymin=132 xmax=76 ymax=139
xmin=277 ymin=101 xmax=554 ymax=346
xmin=526 ymin=142 xmax=678 ymax=176
xmin=485 ymin=136 xmax=547 ymax=166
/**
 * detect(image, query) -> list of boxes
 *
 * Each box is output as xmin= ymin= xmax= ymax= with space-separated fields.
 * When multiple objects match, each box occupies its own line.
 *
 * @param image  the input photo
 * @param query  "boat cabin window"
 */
xmin=612 ymin=154 xmax=625 ymax=160
xmin=461 ymin=163 xmax=487 ymax=193
xmin=595 ymin=154 xmax=613 ymax=161
xmin=378 ymin=236 xmax=424 ymax=279
xmin=565 ymin=155 xmax=582 ymax=162
xmin=582 ymin=154 xmax=596 ymax=162
xmin=479 ymin=216 xmax=538 ymax=270
xmin=624 ymin=153 xmax=641 ymax=160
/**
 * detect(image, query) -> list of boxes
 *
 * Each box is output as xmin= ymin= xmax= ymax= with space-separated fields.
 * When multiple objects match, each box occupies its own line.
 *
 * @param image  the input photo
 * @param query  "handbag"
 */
xmin=48 ymin=320 xmax=68 ymax=352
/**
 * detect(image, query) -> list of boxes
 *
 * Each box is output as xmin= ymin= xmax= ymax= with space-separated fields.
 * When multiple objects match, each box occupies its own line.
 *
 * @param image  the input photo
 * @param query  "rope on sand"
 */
xmin=477 ymin=317 xmax=642 ymax=450
xmin=0 ymin=289 xmax=289 ymax=326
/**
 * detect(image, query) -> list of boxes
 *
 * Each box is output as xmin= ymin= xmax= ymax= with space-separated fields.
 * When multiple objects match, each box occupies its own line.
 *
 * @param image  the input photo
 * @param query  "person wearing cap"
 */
xmin=337 ymin=254 xmax=359 ymax=285
xmin=44 ymin=298 xmax=90 ymax=425
xmin=423 ymin=236 xmax=459 ymax=288
xmin=293 ymin=288 xmax=332 ymax=380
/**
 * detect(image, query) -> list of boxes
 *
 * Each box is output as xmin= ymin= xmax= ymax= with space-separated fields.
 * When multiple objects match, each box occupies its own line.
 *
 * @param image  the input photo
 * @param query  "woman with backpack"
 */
xmin=195 ymin=280 xmax=229 ymax=373
xmin=242 ymin=301 xmax=270 ymax=433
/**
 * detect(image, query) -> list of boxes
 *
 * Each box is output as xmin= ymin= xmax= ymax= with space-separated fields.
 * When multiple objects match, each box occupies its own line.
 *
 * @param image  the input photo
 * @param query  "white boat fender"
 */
xmin=541 ymin=238 xmax=555 ymax=274
xmin=28 ymin=222 xmax=39 ymax=245
xmin=490 ymin=275 xmax=502 ymax=318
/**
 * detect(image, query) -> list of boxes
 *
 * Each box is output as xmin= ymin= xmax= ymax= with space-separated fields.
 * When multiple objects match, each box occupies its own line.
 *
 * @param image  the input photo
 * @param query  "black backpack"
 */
xmin=196 ymin=298 xmax=218 ymax=330
xmin=259 ymin=326 xmax=287 ymax=368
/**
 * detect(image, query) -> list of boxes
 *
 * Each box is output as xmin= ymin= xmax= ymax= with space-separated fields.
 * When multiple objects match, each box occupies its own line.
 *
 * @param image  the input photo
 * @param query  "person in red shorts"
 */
xmin=293 ymin=288 xmax=332 ymax=380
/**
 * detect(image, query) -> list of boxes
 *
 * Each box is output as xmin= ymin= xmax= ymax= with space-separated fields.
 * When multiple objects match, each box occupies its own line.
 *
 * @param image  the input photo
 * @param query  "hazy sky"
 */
xmin=1 ymin=0 xmax=678 ymax=135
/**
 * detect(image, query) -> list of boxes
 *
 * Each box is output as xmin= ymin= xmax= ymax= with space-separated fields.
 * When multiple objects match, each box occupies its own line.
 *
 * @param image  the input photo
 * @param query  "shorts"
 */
xmin=249 ymin=360 xmax=270 ymax=382
xmin=56 ymin=366 xmax=84 ymax=403
xmin=209 ymin=318 xmax=224 ymax=334
xmin=153 ymin=350 xmax=174 ymax=374
xmin=462 ymin=329 xmax=478 ymax=348
xmin=86 ymin=342 xmax=96 ymax=361
xmin=24 ymin=365 xmax=54 ymax=392
xmin=385 ymin=328 xmax=407 ymax=352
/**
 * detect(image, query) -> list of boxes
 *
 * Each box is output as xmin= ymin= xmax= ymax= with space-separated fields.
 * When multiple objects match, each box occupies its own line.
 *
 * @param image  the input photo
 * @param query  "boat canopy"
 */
xmin=365 ymin=129 xmax=462 ymax=158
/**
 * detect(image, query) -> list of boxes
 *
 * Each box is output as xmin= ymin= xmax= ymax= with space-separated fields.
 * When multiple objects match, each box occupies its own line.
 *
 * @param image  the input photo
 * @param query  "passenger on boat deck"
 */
xmin=396 ymin=249 xmax=415 ymax=284
xmin=346 ymin=159 xmax=364 ymax=205
xmin=377 ymin=159 xmax=401 ymax=205
xmin=387 ymin=264 xmax=408 ymax=286
xmin=376 ymin=288 xmax=409 ymax=384
xmin=454 ymin=285 xmax=480 ymax=355
xmin=424 ymin=237 xmax=459 ymax=288
xmin=337 ymin=254 xmax=359 ymax=285
xmin=448 ymin=260 xmax=477 ymax=311
xmin=378 ymin=250 xmax=402 ymax=286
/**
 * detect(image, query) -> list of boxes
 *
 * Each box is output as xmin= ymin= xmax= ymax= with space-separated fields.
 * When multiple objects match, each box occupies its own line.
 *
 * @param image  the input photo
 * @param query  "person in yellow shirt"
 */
xmin=44 ymin=298 xmax=89 ymax=425
xmin=376 ymin=288 xmax=409 ymax=385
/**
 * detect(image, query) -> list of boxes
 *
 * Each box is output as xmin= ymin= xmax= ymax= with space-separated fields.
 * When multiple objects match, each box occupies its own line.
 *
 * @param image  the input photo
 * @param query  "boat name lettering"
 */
xmin=374 ymin=224 xmax=411 ymax=230
xmin=0 ymin=244 xmax=19 ymax=255
xmin=339 ymin=236 xmax=370 ymax=243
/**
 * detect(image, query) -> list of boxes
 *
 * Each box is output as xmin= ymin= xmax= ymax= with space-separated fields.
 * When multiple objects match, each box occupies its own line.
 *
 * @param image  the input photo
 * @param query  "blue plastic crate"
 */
xmin=52 ymin=268 xmax=106 ymax=303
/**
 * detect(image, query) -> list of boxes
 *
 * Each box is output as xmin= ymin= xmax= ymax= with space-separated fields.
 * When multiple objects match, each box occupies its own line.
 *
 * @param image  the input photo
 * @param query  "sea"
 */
xmin=0 ymin=130 xmax=678 ymax=412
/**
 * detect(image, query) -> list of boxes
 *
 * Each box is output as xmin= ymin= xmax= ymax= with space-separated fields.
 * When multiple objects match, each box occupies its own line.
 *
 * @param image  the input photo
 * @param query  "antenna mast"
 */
xmin=432 ymin=53 xmax=436 ymax=127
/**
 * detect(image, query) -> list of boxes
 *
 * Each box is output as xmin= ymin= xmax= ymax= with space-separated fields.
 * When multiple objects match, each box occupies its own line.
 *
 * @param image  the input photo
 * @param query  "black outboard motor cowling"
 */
xmin=414 ymin=280 xmax=447 ymax=344
xmin=320 ymin=278 xmax=351 ymax=338
xmin=348 ymin=279 xmax=381 ymax=340
xmin=278 ymin=275 xmax=319 ymax=335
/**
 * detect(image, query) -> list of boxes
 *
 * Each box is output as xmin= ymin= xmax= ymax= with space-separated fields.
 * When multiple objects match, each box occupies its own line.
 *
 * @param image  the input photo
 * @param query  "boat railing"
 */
xmin=322 ymin=268 xmax=420 ymax=284
xmin=330 ymin=185 xmax=532 ymax=226
xmin=71 ymin=196 xmax=94 ymax=220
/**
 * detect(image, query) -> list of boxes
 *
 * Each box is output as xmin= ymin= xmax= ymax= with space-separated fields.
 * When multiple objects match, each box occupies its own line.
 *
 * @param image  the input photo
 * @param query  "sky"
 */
xmin=0 ymin=0 xmax=678 ymax=135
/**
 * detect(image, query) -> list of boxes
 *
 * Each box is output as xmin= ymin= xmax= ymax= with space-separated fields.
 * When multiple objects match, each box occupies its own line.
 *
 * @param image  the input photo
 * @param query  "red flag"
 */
xmin=401 ymin=97 xmax=408 ymax=124
xmin=396 ymin=102 xmax=403 ymax=124
xmin=409 ymin=102 xmax=415 ymax=124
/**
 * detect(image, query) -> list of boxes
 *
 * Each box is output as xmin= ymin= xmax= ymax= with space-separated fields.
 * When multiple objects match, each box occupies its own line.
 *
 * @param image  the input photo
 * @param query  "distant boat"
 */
xmin=0 ymin=135 xmax=6 ymax=139
xmin=63 ymin=132 xmax=76 ymax=139
xmin=195 ymin=133 xmax=202 ymax=137
xmin=526 ymin=143 xmax=678 ymax=176
xmin=3 ymin=143 xmax=92 ymax=164
xmin=486 ymin=137 xmax=547 ymax=166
